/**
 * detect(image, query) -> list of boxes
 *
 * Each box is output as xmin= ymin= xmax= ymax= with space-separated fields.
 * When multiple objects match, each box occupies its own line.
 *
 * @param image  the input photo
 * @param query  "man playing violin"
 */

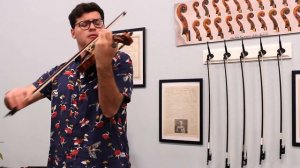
xmin=4 ymin=2 xmax=133 ymax=167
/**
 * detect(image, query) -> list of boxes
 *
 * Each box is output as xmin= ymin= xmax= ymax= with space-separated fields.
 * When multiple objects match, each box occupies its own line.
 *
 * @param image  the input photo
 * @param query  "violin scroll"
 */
xmin=258 ymin=11 xmax=267 ymax=31
xmin=113 ymin=32 xmax=133 ymax=47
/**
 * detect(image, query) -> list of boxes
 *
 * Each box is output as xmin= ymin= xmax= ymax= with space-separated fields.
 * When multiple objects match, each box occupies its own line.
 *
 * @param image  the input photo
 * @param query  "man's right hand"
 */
xmin=4 ymin=84 xmax=44 ymax=111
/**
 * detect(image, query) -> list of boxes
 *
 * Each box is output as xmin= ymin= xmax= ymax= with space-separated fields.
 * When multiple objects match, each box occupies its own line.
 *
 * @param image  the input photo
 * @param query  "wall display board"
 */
xmin=175 ymin=0 xmax=300 ymax=46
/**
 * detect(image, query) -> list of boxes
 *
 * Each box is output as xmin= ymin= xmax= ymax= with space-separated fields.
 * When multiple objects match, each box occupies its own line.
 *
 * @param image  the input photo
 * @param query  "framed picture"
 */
xmin=292 ymin=70 xmax=300 ymax=146
xmin=113 ymin=27 xmax=146 ymax=88
xmin=159 ymin=79 xmax=203 ymax=145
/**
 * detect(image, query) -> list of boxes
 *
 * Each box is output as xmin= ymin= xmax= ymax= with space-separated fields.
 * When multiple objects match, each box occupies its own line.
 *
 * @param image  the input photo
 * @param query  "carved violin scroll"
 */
xmin=280 ymin=7 xmax=291 ymax=31
xmin=236 ymin=14 xmax=245 ymax=33
xmin=192 ymin=20 xmax=202 ymax=41
xmin=258 ymin=11 xmax=267 ymax=31
xmin=202 ymin=0 xmax=210 ymax=17
xmin=203 ymin=18 xmax=213 ymax=40
xmin=222 ymin=0 xmax=231 ymax=14
xmin=213 ymin=0 xmax=221 ymax=16
xmin=226 ymin=15 xmax=234 ymax=34
xmin=294 ymin=5 xmax=300 ymax=27
xmin=233 ymin=0 xmax=242 ymax=13
xmin=247 ymin=13 xmax=256 ymax=32
xmin=244 ymin=0 xmax=253 ymax=11
xmin=269 ymin=0 xmax=276 ymax=8
xmin=193 ymin=1 xmax=200 ymax=19
xmin=269 ymin=9 xmax=279 ymax=32
xmin=257 ymin=0 xmax=264 ymax=10
xmin=214 ymin=17 xmax=224 ymax=39
xmin=176 ymin=4 xmax=190 ymax=41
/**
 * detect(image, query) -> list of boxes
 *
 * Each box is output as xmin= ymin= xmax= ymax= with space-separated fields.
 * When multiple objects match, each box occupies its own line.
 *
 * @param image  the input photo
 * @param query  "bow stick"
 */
xmin=240 ymin=39 xmax=248 ymax=167
xmin=206 ymin=42 xmax=214 ymax=165
xmin=223 ymin=40 xmax=231 ymax=168
xmin=276 ymin=35 xmax=286 ymax=159
xmin=258 ymin=36 xmax=266 ymax=165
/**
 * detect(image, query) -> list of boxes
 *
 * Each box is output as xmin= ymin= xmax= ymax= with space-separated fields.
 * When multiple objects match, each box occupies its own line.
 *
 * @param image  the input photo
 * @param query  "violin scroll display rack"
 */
xmin=175 ymin=0 xmax=300 ymax=46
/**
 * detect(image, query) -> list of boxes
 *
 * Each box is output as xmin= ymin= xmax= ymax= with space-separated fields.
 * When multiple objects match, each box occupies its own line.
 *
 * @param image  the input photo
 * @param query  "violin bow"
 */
xmin=258 ymin=36 xmax=266 ymax=165
xmin=4 ymin=11 xmax=127 ymax=118
xmin=206 ymin=42 xmax=214 ymax=165
xmin=240 ymin=39 xmax=248 ymax=167
xmin=276 ymin=35 xmax=286 ymax=159
xmin=223 ymin=40 xmax=231 ymax=168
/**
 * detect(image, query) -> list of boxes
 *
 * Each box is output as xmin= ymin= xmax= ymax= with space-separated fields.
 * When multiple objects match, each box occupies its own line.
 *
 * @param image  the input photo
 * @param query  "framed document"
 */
xmin=292 ymin=70 xmax=300 ymax=146
xmin=159 ymin=79 xmax=203 ymax=144
xmin=113 ymin=27 xmax=146 ymax=88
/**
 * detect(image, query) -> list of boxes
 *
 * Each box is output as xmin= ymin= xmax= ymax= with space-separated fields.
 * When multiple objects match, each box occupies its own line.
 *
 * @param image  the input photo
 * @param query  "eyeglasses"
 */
xmin=75 ymin=18 xmax=104 ymax=30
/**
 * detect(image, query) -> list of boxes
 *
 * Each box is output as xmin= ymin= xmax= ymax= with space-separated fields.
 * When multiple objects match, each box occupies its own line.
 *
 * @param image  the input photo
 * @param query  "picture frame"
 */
xmin=113 ymin=27 xmax=146 ymax=88
xmin=159 ymin=79 xmax=203 ymax=145
xmin=292 ymin=70 xmax=300 ymax=146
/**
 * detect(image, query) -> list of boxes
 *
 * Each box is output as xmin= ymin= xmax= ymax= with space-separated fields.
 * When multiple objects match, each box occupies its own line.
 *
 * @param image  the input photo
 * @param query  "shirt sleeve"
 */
xmin=113 ymin=51 xmax=134 ymax=103
xmin=32 ymin=65 xmax=61 ymax=100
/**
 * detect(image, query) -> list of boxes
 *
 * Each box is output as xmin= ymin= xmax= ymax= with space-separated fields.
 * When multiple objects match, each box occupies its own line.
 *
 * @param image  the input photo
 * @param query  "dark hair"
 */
xmin=68 ymin=2 xmax=104 ymax=29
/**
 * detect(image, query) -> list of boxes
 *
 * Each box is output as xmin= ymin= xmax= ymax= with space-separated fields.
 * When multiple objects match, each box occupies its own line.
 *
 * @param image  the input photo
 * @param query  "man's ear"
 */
xmin=71 ymin=29 xmax=76 ymax=39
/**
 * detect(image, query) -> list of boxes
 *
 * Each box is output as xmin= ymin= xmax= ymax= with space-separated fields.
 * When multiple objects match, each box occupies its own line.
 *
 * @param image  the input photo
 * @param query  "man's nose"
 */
xmin=89 ymin=22 xmax=97 ymax=30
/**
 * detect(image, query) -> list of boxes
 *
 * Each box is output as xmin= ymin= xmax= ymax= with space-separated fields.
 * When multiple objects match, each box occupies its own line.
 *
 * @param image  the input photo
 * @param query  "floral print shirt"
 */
xmin=33 ymin=51 xmax=133 ymax=168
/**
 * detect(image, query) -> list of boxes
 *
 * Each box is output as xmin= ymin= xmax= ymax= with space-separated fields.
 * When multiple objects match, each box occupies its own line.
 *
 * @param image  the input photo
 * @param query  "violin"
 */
xmin=4 ymin=11 xmax=133 ymax=117
xmin=77 ymin=32 xmax=133 ymax=72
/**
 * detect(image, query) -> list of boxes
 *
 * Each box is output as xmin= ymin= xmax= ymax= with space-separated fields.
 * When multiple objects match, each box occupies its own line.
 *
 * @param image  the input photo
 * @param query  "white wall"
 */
xmin=0 ymin=0 xmax=300 ymax=167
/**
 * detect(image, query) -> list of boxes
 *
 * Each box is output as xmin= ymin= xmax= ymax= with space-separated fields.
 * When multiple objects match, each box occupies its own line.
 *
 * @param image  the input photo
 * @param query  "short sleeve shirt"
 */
xmin=33 ymin=51 xmax=133 ymax=168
